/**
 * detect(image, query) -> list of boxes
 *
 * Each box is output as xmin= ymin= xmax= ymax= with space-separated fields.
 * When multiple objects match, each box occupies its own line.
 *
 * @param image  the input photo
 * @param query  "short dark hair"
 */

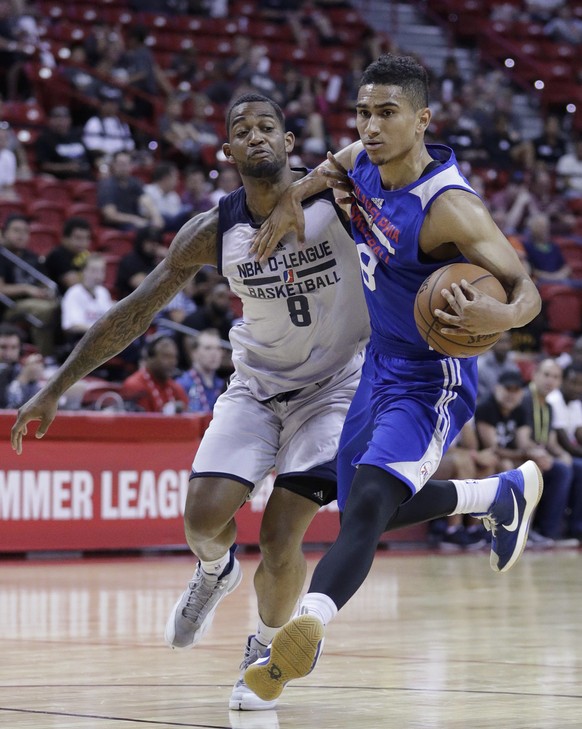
xmin=145 ymin=334 xmax=175 ymax=358
xmin=2 ymin=213 xmax=29 ymax=233
xmin=0 ymin=323 xmax=25 ymax=341
xmin=359 ymin=54 xmax=429 ymax=110
xmin=63 ymin=216 xmax=91 ymax=237
xmin=225 ymin=93 xmax=285 ymax=136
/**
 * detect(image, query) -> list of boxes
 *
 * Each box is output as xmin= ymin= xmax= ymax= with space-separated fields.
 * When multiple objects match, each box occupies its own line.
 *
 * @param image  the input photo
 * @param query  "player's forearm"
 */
xmin=504 ymin=274 xmax=542 ymax=329
xmin=44 ymin=300 xmax=153 ymax=396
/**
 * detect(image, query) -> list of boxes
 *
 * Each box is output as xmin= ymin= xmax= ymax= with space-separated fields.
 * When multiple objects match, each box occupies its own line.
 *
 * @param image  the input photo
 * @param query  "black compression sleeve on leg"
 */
xmin=387 ymin=479 xmax=458 ymax=532
xmin=309 ymin=465 xmax=409 ymax=610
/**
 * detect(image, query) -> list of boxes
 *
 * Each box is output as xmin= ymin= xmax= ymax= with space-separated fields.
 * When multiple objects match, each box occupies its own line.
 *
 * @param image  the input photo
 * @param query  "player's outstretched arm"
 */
xmin=251 ymin=142 xmax=362 ymax=263
xmin=11 ymin=210 xmax=219 ymax=454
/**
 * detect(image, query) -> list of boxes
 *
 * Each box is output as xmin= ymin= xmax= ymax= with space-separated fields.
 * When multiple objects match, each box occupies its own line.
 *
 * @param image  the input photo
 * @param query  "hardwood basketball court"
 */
xmin=0 ymin=548 xmax=580 ymax=728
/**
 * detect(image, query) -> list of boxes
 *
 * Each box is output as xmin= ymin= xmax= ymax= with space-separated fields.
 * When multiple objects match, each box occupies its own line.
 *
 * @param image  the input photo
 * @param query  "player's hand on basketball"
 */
xmin=11 ymin=389 xmax=59 ymax=455
xmin=251 ymin=189 xmax=306 ymax=263
xmin=319 ymin=151 xmax=353 ymax=207
xmin=434 ymin=279 xmax=509 ymax=335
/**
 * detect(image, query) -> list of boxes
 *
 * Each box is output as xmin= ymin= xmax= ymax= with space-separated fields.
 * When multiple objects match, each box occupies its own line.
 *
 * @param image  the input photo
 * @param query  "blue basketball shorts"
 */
xmin=336 ymin=345 xmax=478 ymax=511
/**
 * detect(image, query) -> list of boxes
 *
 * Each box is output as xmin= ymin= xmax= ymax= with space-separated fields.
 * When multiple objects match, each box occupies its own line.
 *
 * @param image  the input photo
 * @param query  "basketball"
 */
xmin=414 ymin=262 xmax=507 ymax=358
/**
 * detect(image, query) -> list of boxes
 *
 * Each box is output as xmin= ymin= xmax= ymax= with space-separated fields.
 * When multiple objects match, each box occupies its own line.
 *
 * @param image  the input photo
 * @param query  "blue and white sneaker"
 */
xmin=244 ymin=615 xmax=325 ymax=702
xmin=479 ymin=461 xmax=543 ymax=573
xmin=229 ymin=635 xmax=278 ymax=711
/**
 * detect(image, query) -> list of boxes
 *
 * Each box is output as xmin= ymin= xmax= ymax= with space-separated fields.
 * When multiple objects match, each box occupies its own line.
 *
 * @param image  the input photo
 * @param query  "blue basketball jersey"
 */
xmin=348 ymin=144 xmax=479 ymax=359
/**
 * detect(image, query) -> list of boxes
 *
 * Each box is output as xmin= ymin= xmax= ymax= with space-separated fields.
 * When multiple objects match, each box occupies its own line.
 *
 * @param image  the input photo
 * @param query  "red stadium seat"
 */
xmin=27 ymin=199 xmax=67 ymax=229
xmin=66 ymin=202 xmax=101 ymax=230
xmin=540 ymin=284 xmax=582 ymax=334
xmin=0 ymin=199 xmax=28 ymax=224
xmin=96 ymin=229 xmax=134 ymax=256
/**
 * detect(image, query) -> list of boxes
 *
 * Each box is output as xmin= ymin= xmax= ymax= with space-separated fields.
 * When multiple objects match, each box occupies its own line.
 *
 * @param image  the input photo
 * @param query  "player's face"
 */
xmin=355 ymin=84 xmax=430 ymax=167
xmin=224 ymin=102 xmax=294 ymax=179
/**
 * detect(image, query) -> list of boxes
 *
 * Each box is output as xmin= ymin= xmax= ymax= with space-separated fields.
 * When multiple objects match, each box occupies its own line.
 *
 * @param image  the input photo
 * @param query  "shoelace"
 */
xmin=182 ymin=569 xmax=228 ymax=622
xmin=239 ymin=640 xmax=266 ymax=671
xmin=481 ymin=516 xmax=495 ymax=535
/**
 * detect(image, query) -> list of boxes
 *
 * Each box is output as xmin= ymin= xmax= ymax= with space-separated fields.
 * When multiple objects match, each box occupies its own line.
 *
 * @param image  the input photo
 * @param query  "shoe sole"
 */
xmin=244 ymin=615 xmax=324 ymax=702
xmin=228 ymin=689 xmax=278 ymax=711
xmin=164 ymin=561 xmax=243 ymax=649
xmin=494 ymin=460 xmax=544 ymax=573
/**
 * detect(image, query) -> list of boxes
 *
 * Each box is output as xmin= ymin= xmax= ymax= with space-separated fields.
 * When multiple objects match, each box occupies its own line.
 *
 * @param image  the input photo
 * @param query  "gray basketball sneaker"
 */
xmin=164 ymin=557 xmax=242 ymax=649
xmin=230 ymin=635 xmax=278 ymax=711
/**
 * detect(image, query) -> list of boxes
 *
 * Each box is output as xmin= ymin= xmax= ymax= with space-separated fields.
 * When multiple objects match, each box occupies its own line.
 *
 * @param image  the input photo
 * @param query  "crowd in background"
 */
xmin=1 ymin=0 xmax=582 ymax=546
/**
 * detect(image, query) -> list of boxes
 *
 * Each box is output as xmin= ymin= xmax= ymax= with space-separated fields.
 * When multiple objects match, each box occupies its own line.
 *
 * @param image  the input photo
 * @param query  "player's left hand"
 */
xmin=434 ymin=279 xmax=510 ymax=335
xmin=251 ymin=188 xmax=306 ymax=263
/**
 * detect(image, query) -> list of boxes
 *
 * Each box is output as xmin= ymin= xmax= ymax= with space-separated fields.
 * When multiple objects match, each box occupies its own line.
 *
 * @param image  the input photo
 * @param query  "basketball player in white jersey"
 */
xmin=10 ymin=93 xmax=371 ymax=712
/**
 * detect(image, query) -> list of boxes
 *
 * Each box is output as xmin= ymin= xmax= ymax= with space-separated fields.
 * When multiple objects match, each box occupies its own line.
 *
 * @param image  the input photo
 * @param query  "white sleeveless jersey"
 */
xmin=218 ymin=185 xmax=370 ymax=400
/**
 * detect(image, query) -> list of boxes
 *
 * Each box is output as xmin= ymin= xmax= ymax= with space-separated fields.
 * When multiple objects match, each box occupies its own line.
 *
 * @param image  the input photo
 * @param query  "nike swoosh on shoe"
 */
xmin=504 ymin=490 xmax=520 ymax=532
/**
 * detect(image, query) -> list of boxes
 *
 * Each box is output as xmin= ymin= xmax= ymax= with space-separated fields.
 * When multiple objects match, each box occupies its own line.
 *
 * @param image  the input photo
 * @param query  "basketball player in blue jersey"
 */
xmin=244 ymin=56 xmax=544 ymax=702
xmin=10 ymin=90 xmax=538 ymax=714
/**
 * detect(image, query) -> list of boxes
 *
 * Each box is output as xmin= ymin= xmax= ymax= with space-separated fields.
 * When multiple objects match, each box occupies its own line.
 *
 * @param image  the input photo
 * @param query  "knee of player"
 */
xmin=184 ymin=480 xmax=230 ymax=538
xmin=258 ymin=527 xmax=303 ymax=568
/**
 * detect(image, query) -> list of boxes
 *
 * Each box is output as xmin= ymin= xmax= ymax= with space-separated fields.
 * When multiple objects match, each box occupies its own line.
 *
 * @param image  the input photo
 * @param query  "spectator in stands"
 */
xmin=115 ymin=225 xmax=167 ymax=300
xmin=202 ymin=60 xmax=234 ymax=106
xmin=284 ymin=90 xmax=327 ymax=155
xmin=159 ymin=96 xmax=218 ymax=164
xmin=120 ymin=334 xmax=188 ymax=413
xmin=167 ymin=43 xmax=201 ymax=91
xmin=0 ymin=322 xmax=44 ymax=409
xmin=543 ymin=5 xmax=582 ymax=44
xmin=82 ymin=86 xmax=136 ymax=166
xmin=477 ymin=331 xmax=522 ymax=404
xmin=177 ymin=328 xmax=225 ymax=414
xmin=123 ymin=25 xmax=173 ymax=121
xmin=182 ymin=281 xmax=235 ymax=342
xmin=437 ymin=55 xmax=464 ymax=104
xmin=522 ymin=358 xmax=574 ymax=542
xmin=0 ymin=214 xmax=58 ymax=356
xmin=61 ymin=43 xmax=100 ymax=99
xmin=141 ymin=162 xmax=193 ymax=233
xmin=44 ymin=217 xmax=92 ymax=295
xmin=529 ymin=115 xmax=568 ymax=168
xmin=0 ymin=98 xmax=31 ymax=179
xmin=153 ymin=276 xmax=198 ymax=339
xmin=35 ymin=105 xmax=93 ymax=180
xmin=522 ymin=212 xmax=571 ymax=281
xmin=83 ymin=20 xmax=111 ymax=67
xmin=97 ymin=150 xmax=163 ymax=231
xmin=0 ymin=120 xmax=16 ymax=198
xmin=208 ymin=167 xmax=241 ymax=206
xmin=278 ymin=63 xmax=306 ymax=107
xmin=60 ymin=253 xmax=114 ymax=348
xmin=181 ymin=165 xmax=214 ymax=215
xmin=436 ymin=101 xmax=489 ymax=167
xmin=546 ymin=364 xmax=582 ymax=540
xmin=0 ymin=0 xmax=30 ymax=100
xmin=474 ymin=368 xmax=564 ymax=547
xmin=556 ymin=137 xmax=582 ymax=200
xmin=482 ymin=111 xmax=533 ymax=172
xmin=490 ymin=167 xmax=575 ymax=237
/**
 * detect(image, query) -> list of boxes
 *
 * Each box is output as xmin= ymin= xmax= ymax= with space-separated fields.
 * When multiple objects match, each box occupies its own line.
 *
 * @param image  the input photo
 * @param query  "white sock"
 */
xmin=200 ymin=551 xmax=230 ymax=578
xmin=451 ymin=477 xmax=500 ymax=515
xmin=299 ymin=592 xmax=338 ymax=626
xmin=255 ymin=617 xmax=277 ymax=647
